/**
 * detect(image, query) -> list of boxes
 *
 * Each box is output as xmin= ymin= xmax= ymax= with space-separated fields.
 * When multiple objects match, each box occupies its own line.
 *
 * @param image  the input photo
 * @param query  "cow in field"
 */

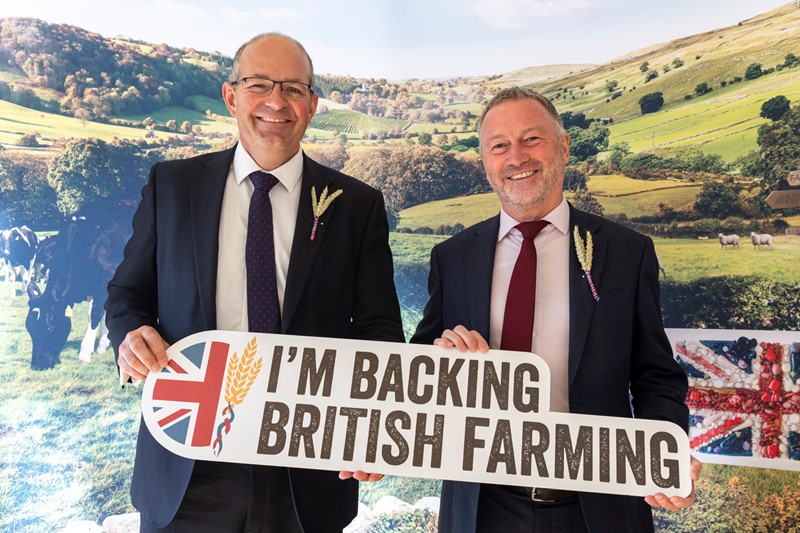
xmin=26 ymin=205 xmax=134 ymax=370
xmin=750 ymin=232 xmax=773 ymax=251
xmin=2 ymin=225 xmax=39 ymax=297
xmin=718 ymin=233 xmax=739 ymax=249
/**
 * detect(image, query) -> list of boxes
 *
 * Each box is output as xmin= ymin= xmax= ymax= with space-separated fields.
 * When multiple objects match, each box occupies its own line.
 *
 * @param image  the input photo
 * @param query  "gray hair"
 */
xmin=478 ymin=87 xmax=565 ymax=136
xmin=229 ymin=32 xmax=315 ymax=87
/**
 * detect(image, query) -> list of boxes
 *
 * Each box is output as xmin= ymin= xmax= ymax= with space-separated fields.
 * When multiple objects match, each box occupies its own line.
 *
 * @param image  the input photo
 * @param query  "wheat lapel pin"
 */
xmin=573 ymin=226 xmax=600 ymax=302
xmin=310 ymin=185 xmax=344 ymax=241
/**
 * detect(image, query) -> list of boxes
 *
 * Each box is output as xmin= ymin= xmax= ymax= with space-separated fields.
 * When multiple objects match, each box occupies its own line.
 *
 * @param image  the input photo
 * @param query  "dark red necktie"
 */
xmin=246 ymin=171 xmax=281 ymax=333
xmin=501 ymin=220 xmax=549 ymax=352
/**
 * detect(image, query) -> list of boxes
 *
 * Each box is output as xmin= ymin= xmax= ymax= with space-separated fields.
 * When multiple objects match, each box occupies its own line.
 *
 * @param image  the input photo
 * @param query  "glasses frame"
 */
xmin=230 ymin=76 xmax=314 ymax=99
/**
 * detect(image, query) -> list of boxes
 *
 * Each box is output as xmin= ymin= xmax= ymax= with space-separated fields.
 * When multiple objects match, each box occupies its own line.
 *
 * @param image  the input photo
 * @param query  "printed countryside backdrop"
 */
xmin=1 ymin=1 xmax=800 ymax=531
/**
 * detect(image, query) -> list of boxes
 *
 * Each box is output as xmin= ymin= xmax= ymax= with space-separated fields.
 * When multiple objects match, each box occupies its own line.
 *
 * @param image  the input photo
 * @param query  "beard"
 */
xmin=489 ymin=154 xmax=566 ymax=218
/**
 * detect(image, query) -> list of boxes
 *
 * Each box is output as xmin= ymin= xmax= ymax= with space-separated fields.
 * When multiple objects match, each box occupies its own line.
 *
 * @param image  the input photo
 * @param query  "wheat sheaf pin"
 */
xmin=310 ymin=185 xmax=344 ymax=241
xmin=213 ymin=337 xmax=263 ymax=455
xmin=573 ymin=226 xmax=600 ymax=302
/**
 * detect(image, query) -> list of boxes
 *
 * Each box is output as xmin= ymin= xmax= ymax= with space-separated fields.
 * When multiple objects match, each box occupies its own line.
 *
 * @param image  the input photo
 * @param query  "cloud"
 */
xmin=468 ymin=0 xmax=595 ymax=29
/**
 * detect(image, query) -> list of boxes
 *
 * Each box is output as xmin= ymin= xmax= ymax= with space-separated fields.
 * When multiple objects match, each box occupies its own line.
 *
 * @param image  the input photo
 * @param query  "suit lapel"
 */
xmin=568 ymin=206 xmax=607 ymax=386
xmin=189 ymin=148 xmax=235 ymax=331
xmin=464 ymin=217 xmax=499 ymax=340
xmin=281 ymin=156 xmax=335 ymax=332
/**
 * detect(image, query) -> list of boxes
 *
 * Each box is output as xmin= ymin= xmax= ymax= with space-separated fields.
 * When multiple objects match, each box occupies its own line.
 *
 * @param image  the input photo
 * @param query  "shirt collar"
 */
xmin=232 ymin=143 xmax=304 ymax=194
xmin=498 ymin=196 xmax=570 ymax=242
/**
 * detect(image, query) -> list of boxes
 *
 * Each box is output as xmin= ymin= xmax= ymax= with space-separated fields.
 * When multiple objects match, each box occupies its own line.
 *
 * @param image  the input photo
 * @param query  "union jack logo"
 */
xmin=150 ymin=341 xmax=231 ymax=448
xmin=667 ymin=329 xmax=800 ymax=470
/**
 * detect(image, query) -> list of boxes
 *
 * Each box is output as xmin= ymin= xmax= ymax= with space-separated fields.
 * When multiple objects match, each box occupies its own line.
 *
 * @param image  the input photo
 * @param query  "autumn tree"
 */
xmin=341 ymin=145 xmax=487 ymax=211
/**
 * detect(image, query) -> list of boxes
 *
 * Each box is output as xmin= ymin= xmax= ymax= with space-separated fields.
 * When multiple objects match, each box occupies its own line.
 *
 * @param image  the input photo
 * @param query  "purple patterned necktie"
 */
xmin=246 ymin=171 xmax=281 ymax=333
xmin=501 ymin=220 xmax=549 ymax=352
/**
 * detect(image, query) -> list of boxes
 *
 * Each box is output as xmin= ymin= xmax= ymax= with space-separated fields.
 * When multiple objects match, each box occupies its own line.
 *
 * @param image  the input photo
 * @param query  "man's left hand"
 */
xmin=644 ymin=456 xmax=701 ymax=510
xmin=339 ymin=470 xmax=384 ymax=483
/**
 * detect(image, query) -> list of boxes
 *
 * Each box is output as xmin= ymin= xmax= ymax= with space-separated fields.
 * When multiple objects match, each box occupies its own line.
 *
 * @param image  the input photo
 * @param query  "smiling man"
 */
xmin=411 ymin=87 xmax=700 ymax=532
xmin=106 ymin=33 xmax=403 ymax=532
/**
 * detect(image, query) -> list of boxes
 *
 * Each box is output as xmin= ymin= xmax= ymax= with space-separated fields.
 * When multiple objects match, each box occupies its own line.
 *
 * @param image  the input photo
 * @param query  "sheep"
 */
xmin=750 ymin=232 xmax=773 ymax=250
xmin=718 ymin=233 xmax=739 ymax=249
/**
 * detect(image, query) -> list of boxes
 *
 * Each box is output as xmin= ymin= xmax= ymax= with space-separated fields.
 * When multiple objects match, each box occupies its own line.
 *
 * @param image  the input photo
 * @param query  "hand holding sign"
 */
xmin=141 ymin=330 xmax=692 ymax=498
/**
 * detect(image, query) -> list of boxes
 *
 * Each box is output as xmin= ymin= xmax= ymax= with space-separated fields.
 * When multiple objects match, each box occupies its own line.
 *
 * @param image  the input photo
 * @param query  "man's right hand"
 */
xmin=118 ymin=325 xmax=170 ymax=382
xmin=433 ymin=325 xmax=490 ymax=353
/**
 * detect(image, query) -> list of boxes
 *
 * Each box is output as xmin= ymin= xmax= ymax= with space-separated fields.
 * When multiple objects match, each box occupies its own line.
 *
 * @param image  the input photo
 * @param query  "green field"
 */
xmin=120 ymin=104 xmax=235 ymax=135
xmin=398 ymin=192 xmax=499 ymax=230
xmin=390 ymin=233 xmax=447 ymax=265
xmin=607 ymin=68 xmax=800 ymax=160
xmin=0 ymin=100 xmax=171 ymax=146
xmin=654 ymin=235 xmax=800 ymax=284
xmin=310 ymin=109 xmax=403 ymax=135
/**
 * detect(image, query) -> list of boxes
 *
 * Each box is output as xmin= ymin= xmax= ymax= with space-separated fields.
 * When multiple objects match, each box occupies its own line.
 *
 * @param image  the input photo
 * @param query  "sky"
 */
xmin=1 ymin=0 xmax=791 ymax=79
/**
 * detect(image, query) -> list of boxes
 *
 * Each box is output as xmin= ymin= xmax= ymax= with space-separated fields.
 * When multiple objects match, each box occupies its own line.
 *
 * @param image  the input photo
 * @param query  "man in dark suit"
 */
xmin=106 ymin=33 xmax=403 ymax=532
xmin=411 ymin=87 xmax=699 ymax=532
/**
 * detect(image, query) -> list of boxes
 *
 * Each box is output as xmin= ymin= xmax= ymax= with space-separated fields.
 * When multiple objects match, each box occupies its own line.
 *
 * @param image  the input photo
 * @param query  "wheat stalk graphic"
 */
xmin=213 ymin=337 xmax=263 ymax=455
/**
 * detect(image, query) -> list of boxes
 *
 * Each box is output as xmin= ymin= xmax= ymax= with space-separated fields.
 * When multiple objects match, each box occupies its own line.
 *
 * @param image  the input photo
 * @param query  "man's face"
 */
xmin=479 ymin=98 xmax=569 ymax=221
xmin=222 ymin=36 xmax=318 ymax=170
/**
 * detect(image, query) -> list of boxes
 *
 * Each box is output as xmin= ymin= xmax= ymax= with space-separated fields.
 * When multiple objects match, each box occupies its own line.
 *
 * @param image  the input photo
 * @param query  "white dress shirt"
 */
xmin=490 ymin=197 xmax=571 ymax=412
xmin=216 ymin=145 xmax=303 ymax=331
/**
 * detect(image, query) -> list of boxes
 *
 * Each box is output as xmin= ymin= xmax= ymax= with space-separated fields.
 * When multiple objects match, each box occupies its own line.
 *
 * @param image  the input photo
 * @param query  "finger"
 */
xmin=339 ymin=471 xmax=354 ymax=480
xmin=470 ymin=330 xmax=490 ymax=353
xmin=433 ymin=337 xmax=455 ymax=349
xmin=367 ymin=473 xmax=384 ymax=482
xmin=120 ymin=336 xmax=153 ymax=379
xmin=141 ymin=327 xmax=169 ymax=370
xmin=452 ymin=325 xmax=479 ymax=351
xmin=440 ymin=329 xmax=469 ymax=352
xmin=690 ymin=456 xmax=702 ymax=480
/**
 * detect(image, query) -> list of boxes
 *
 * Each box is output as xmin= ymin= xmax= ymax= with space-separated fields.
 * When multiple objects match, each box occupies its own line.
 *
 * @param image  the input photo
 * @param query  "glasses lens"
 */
xmin=280 ymin=82 xmax=310 ymax=99
xmin=241 ymin=78 xmax=274 ymax=95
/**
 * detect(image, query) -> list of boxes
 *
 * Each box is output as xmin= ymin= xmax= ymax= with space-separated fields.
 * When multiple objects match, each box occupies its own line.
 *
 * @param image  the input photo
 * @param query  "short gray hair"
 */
xmin=229 ymin=32 xmax=315 ymax=87
xmin=478 ymin=87 xmax=565 ymax=136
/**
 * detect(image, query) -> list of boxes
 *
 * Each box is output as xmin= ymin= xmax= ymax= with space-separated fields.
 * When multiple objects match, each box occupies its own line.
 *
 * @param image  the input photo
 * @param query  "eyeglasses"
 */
xmin=230 ymin=77 xmax=314 ymax=99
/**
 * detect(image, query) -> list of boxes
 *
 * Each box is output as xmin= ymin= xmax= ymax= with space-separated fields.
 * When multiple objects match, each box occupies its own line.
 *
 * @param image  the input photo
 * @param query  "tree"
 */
xmin=638 ymin=92 xmax=664 ymax=114
xmin=605 ymin=80 xmax=619 ymax=93
xmin=644 ymin=70 xmax=659 ymax=83
xmin=606 ymin=143 xmax=632 ymax=169
xmin=340 ymin=145 xmax=487 ymax=212
xmin=639 ymin=61 xmax=650 ymax=72
xmin=17 ymin=133 xmax=41 ymax=147
xmin=672 ymin=58 xmax=684 ymax=68
xmin=0 ymin=153 xmax=60 ymax=227
xmin=571 ymin=189 xmax=604 ymax=216
xmin=693 ymin=181 xmax=742 ymax=219
xmin=760 ymin=96 xmax=791 ymax=121
xmin=563 ymin=167 xmax=587 ymax=191
xmin=47 ymin=138 xmax=158 ymax=216
xmin=744 ymin=63 xmax=763 ymax=80
xmin=695 ymin=83 xmax=711 ymax=96
xmin=418 ymin=132 xmax=433 ymax=146
xmin=758 ymin=105 xmax=800 ymax=195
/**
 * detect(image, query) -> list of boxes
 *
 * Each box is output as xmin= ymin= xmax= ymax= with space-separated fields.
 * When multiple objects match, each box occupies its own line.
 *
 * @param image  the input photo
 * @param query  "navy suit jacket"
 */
xmin=411 ymin=204 xmax=688 ymax=533
xmin=106 ymin=147 xmax=404 ymax=531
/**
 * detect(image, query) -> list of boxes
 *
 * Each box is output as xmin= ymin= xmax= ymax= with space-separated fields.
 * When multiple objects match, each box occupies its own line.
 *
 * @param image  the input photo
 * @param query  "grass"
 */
xmin=607 ymin=68 xmax=800 ymax=161
xmin=398 ymin=193 xmax=499 ymax=231
xmin=390 ymin=233 xmax=448 ymax=265
xmin=0 ymin=100 xmax=171 ymax=146
xmin=653 ymin=235 xmax=800 ymax=284
xmin=310 ymin=109 xmax=403 ymax=135
xmin=0 ymin=292 xmax=140 ymax=532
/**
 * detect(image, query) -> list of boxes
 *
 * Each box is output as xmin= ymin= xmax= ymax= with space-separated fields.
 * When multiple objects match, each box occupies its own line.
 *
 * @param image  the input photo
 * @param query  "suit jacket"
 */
xmin=411 ymin=204 xmax=688 ymax=533
xmin=106 ymin=147 xmax=404 ymax=531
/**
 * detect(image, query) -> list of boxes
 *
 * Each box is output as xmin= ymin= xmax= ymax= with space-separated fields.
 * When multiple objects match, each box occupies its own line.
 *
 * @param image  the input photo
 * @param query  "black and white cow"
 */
xmin=2 ymin=225 xmax=39 ymax=297
xmin=26 ymin=205 xmax=134 ymax=370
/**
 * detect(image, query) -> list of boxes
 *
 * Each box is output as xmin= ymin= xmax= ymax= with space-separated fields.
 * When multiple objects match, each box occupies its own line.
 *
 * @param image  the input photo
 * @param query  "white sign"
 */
xmin=142 ymin=331 xmax=691 ymax=497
